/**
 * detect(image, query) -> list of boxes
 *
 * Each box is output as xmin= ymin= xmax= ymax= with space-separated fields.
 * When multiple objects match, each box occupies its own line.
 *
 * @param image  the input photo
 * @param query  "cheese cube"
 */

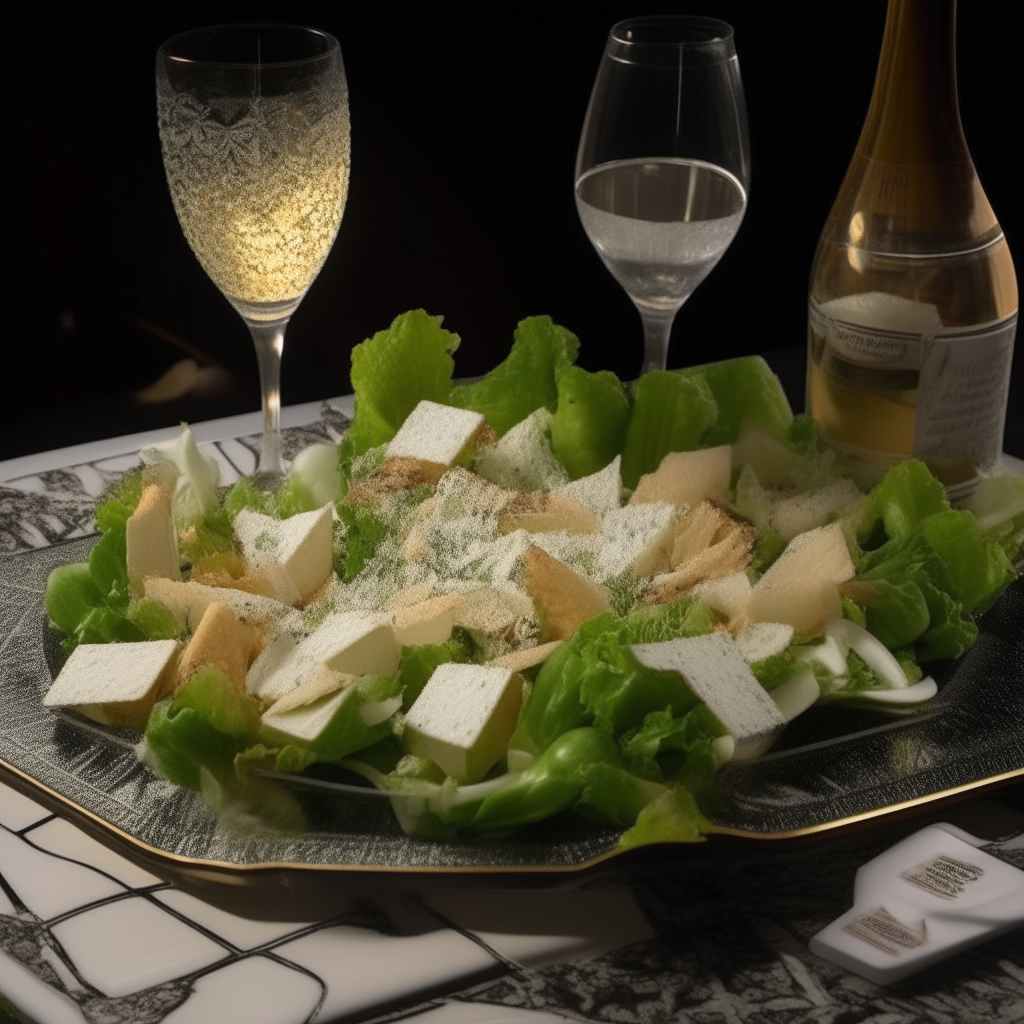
xmin=523 ymin=546 xmax=611 ymax=642
xmin=630 ymin=445 xmax=732 ymax=508
xmin=735 ymin=622 xmax=794 ymax=663
xmin=126 ymin=485 xmax=180 ymax=597
xmin=144 ymin=577 xmax=301 ymax=634
xmin=387 ymin=400 xmax=485 ymax=471
xmin=246 ymin=632 xmax=300 ymax=701
xmin=553 ymin=455 xmax=623 ymax=518
xmin=746 ymin=522 xmax=855 ymax=635
xmin=259 ymin=684 xmax=402 ymax=750
xmin=691 ymin=571 xmax=753 ymax=620
xmin=233 ymin=504 xmax=334 ymax=604
xmin=392 ymin=594 xmax=462 ymax=647
xmin=403 ymin=663 xmax=523 ymax=782
xmin=177 ymin=602 xmax=257 ymax=693
xmin=260 ymin=685 xmax=354 ymax=746
xmin=251 ymin=613 xmax=400 ymax=702
xmin=631 ymin=634 xmax=785 ymax=760
xmin=598 ymin=503 xmax=678 ymax=579
xmin=473 ymin=409 xmax=569 ymax=492
xmin=308 ymin=613 xmax=400 ymax=676
xmin=44 ymin=639 xmax=179 ymax=730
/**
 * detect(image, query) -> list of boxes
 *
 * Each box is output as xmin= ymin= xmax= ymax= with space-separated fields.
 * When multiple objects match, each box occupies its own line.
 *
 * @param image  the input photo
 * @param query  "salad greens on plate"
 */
xmin=43 ymin=309 xmax=1024 ymax=848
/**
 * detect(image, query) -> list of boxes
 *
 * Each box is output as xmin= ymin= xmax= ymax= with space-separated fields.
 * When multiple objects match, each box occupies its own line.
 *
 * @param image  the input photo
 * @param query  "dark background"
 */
xmin=5 ymin=1 xmax=1021 ymax=461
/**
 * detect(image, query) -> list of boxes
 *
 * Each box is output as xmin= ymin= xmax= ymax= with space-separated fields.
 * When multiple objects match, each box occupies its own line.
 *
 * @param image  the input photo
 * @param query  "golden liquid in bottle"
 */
xmin=808 ymin=230 xmax=1017 ymax=491
xmin=806 ymin=0 xmax=1018 ymax=494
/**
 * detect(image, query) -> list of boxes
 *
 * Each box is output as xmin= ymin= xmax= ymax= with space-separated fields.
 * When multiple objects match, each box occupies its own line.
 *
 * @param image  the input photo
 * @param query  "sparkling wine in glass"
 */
xmin=576 ymin=17 xmax=750 ymax=375
xmin=157 ymin=25 xmax=350 ymax=487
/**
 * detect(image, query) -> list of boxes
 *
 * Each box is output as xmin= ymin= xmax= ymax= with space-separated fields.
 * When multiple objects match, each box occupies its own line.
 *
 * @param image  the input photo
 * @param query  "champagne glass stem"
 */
xmin=246 ymin=318 xmax=289 ymax=487
xmin=638 ymin=306 xmax=679 ymax=375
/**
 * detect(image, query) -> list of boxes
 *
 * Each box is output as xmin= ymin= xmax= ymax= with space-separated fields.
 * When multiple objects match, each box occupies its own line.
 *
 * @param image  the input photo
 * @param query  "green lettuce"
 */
xmin=145 ymin=667 xmax=261 ymax=791
xmin=511 ymin=599 xmax=714 ymax=756
xmin=621 ymin=371 xmax=718 ymax=488
xmin=340 ymin=310 xmax=460 ymax=474
xmin=681 ymin=355 xmax=793 ymax=446
xmin=449 ymin=315 xmax=579 ymax=435
xmin=549 ymin=364 xmax=631 ymax=480
xmin=859 ymin=459 xmax=949 ymax=546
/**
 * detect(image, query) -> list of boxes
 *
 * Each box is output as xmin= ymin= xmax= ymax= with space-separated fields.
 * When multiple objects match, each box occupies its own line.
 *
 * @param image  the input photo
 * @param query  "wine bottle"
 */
xmin=806 ymin=0 xmax=1016 ymax=498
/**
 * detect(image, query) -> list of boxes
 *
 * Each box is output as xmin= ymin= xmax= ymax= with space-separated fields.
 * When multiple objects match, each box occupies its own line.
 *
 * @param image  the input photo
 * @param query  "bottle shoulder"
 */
xmin=819 ymin=152 xmax=1002 ymax=256
xmin=810 ymin=232 xmax=1018 ymax=327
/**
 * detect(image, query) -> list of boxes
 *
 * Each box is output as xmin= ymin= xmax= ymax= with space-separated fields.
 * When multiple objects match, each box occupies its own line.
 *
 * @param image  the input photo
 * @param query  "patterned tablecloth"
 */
xmin=1 ymin=404 xmax=1022 ymax=1024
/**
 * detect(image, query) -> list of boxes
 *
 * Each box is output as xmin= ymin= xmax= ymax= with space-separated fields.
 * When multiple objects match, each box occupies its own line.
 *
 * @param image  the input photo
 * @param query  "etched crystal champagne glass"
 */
xmin=576 ymin=16 xmax=750 ymax=374
xmin=157 ymin=25 xmax=350 ymax=486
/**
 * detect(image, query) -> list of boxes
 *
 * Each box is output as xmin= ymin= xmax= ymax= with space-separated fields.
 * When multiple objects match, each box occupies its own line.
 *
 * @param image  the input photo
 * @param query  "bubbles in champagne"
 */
xmin=157 ymin=86 xmax=350 ymax=306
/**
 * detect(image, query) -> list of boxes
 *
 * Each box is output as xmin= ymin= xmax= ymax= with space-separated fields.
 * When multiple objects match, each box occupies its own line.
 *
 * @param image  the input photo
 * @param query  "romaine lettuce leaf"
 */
xmin=621 ymin=371 xmax=718 ymax=488
xmin=859 ymin=459 xmax=949 ymax=545
xmin=681 ymin=355 xmax=793 ymax=446
xmin=342 ymin=309 xmax=460 ymax=470
xmin=617 ymin=784 xmax=709 ymax=848
xmin=549 ymin=364 xmax=630 ymax=480
xmin=449 ymin=316 xmax=579 ymax=436
xmin=144 ymin=666 xmax=261 ymax=791
xmin=511 ymin=599 xmax=713 ymax=755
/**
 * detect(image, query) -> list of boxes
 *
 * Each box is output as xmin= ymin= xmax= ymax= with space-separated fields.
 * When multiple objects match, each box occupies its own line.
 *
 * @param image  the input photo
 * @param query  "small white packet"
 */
xmin=809 ymin=823 xmax=1024 ymax=984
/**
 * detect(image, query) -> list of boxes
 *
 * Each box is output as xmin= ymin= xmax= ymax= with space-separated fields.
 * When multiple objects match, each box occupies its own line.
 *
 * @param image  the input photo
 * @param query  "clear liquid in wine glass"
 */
xmin=575 ymin=157 xmax=746 ymax=312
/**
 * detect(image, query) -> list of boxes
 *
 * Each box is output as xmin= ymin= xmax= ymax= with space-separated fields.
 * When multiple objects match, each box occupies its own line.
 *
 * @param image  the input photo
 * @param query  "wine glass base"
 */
xmin=250 ymin=467 xmax=287 ymax=493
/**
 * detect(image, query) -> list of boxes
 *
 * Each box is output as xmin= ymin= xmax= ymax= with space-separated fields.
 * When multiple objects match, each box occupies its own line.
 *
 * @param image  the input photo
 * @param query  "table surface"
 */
xmin=1 ymin=402 xmax=1022 ymax=1024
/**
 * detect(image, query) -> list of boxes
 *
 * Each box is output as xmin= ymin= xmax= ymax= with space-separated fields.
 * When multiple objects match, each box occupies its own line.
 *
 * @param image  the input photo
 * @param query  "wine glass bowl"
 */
xmin=576 ymin=16 xmax=750 ymax=375
xmin=156 ymin=25 xmax=350 ymax=486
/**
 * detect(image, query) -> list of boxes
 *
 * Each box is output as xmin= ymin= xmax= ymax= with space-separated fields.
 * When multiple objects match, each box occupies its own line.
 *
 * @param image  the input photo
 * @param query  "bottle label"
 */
xmin=809 ymin=298 xmax=1017 ymax=481
xmin=809 ymin=293 xmax=944 ymax=373
xmin=913 ymin=316 xmax=1017 ymax=471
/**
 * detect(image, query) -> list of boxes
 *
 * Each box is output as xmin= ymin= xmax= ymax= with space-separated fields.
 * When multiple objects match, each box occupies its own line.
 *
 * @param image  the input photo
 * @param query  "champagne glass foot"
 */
xmin=638 ymin=307 xmax=679 ymax=375
xmin=246 ymin=318 xmax=289 ymax=490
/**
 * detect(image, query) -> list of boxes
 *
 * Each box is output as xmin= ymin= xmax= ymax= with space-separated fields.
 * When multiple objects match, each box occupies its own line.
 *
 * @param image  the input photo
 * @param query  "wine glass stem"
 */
xmin=638 ymin=307 xmax=678 ymax=375
xmin=246 ymin=318 xmax=289 ymax=485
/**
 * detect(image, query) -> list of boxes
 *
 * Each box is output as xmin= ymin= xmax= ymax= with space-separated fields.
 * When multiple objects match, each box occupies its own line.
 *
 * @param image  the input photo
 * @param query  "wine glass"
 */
xmin=156 ymin=25 xmax=350 ymax=487
xmin=576 ymin=16 xmax=750 ymax=375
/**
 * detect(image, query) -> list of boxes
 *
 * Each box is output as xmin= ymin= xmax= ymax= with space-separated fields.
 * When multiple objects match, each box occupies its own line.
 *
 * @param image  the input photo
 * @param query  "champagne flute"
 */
xmin=576 ymin=16 xmax=750 ymax=375
xmin=156 ymin=25 xmax=350 ymax=487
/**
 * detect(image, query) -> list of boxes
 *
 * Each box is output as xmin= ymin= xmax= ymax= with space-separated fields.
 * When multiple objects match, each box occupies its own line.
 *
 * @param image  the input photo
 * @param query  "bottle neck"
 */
xmin=857 ymin=0 xmax=968 ymax=166
xmin=820 ymin=0 xmax=1000 ymax=255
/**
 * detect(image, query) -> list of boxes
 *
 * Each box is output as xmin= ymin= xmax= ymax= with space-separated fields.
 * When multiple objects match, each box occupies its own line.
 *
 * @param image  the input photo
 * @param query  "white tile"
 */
xmin=402 ymin=1005 xmax=575 ymax=1024
xmin=0 ymin=826 xmax=124 ymax=920
xmin=205 ymin=444 xmax=243 ymax=486
xmin=27 ymin=817 xmax=163 ymax=889
xmin=423 ymin=886 xmax=655 ymax=969
xmin=51 ymin=896 xmax=228 ymax=998
xmin=214 ymin=438 xmax=258 ymax=479
xmin=0 ymin=951 xmax=88 ymax=1024
xmin=153 ymin=890 xmax=316 ymax=951
xmin=0 ymin=783 xmax=50 ymax=831
xmin=3 ymin=475 xmax=48 ymax=494
xmin=70 ymin=465 xmax=109 ymax=498
xmin=160 ymin=955 xmax=322 ymax=1024
xmin=276 ymin=925 xmax=497 ymax=1021
xmin=0 ymin=885 xmax=16 ymax=915
xmin=93 ymin=452 xmax=144 ymax=474
xmin=39 ymin=945 xmax=88 ymax=995
xmin=15 ymin=520 xmax=49 ymax=549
